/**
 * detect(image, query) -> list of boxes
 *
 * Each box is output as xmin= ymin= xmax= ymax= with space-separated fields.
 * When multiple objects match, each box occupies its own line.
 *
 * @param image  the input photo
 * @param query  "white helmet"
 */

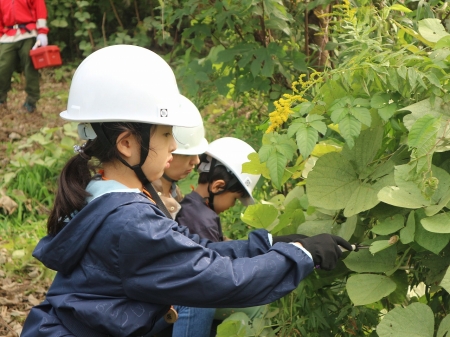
xmin=200 ymin=137 xmax=261 ymax=205
xmin=60 ymin=45 xmax=197 ymax=128
xmin=172 ymin=96 xmax=208 ymax=155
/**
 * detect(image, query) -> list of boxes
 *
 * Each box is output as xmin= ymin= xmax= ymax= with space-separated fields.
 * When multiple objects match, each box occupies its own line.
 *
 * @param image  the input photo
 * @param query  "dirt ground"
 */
xmin=0 ymin=70 xmax=70 ymax=337
xmin=0 ymin=70 xmax=69 ymax=160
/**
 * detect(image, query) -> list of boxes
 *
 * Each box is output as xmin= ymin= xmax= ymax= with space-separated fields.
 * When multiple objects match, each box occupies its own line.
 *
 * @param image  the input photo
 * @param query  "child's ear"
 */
xmin=116 ymin=132 xmax=135 ymax=159
xmin=210 ymin=180 xmax=226 ymax=194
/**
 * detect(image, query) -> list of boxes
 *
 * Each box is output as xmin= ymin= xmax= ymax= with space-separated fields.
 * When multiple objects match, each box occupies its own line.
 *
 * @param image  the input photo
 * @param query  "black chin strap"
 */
xmin=162 ymin=173 xmax=179 ymax=198
xmin=91 ymin=123 xmax=173 ymax=219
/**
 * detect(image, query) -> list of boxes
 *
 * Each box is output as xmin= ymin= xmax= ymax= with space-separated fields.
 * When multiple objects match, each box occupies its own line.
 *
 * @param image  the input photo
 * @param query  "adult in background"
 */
xmin=0 ymin=0 xmax=49 ymax=113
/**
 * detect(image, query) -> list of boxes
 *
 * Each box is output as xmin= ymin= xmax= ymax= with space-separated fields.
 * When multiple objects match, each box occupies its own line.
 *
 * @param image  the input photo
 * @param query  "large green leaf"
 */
xmin=378 ymin=164 xmax=431 ymax=209
xmin=415 ymin=215 xmax=450 ymax=254
xmin=347 ymin=274 xmax=396 ymax=305
xmin=418 ymin=18 xmax=449 ymax=43
xmin=241 ymin=204 xmax=278 ymax=229
xmin=344 ymin=182 xmax=380 ymax=217
xmin=344 ymin=246 xmax=397 ymax=273
xmin=297 ymin=219 xmax=334 ymax=236
xmin=437 ymin=315 xmax=450 ymax=337
xmin=421 ymin=212 xmax=450 ymax=233
xmin=372 ymin=214 xmax=404 ymax=235
xmin=307 ymin=152 xmax=359 ymax=210
xmin=402 ymin=97 xmax=450 ymax=152
xmin=377 ymin=303 xmax=434 ymax=337
xmin=341 ymin=127 xmax=384 ymax=174
xmin=439 ymin=266 xmax=450 ymax=294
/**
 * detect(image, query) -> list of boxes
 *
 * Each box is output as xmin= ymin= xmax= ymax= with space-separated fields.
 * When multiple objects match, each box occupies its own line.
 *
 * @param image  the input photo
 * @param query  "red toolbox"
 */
xmin=29 ymin=45 xmax=62 ymax=69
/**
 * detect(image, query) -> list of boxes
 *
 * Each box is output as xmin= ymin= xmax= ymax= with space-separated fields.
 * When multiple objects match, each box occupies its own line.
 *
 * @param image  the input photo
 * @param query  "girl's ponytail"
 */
xmin=47 ymin=144 xmax=95 ymax=235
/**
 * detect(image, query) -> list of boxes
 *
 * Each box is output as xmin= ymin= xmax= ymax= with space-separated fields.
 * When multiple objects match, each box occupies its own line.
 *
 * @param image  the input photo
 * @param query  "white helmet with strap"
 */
xmin=60 ymin=45 xmax=198 ymax=187
xmin=60 ymin=45 xmax=196 ymax=128
xmin=172 ymin=96 xmax=208 ymax=155
xmin=198 ymin=137 xmax=261 ymax=206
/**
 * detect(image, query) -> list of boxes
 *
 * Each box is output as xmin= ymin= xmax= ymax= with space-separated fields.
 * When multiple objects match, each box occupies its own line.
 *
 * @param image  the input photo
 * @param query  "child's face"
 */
xmin=165 ymin=154 xmax=200 ymax=180
xmin=213 ymin=191 xmax=242 ymax=214
xmin=142 ymin=125 xmax=177 ymax=181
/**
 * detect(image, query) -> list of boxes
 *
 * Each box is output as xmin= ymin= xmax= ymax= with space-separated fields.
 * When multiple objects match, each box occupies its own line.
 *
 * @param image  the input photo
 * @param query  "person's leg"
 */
xmin=19 ymin=38 xmax=40 ymax=108
xmin=0 ymin=42 xmax=19 ymax=103
xmin=172 ymin=306 xmax=215 ymax=337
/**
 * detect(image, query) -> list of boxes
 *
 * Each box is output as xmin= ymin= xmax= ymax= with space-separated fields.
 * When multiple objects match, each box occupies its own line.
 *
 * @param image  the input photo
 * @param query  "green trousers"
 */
xmin=0 ymin=38 xmax=40 ymax=104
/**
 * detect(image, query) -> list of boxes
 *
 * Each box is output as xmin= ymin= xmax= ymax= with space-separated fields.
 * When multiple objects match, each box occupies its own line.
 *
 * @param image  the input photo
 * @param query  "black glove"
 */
xmin=298 ymin=234 xmax=352 ymax=271
xmin=273 ymin=234 xmax=309 ymax=244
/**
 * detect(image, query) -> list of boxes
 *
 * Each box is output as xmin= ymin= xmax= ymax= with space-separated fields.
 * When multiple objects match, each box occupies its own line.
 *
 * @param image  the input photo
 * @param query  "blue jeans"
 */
xmin=146 ymin=306 xmax=216 ymax=337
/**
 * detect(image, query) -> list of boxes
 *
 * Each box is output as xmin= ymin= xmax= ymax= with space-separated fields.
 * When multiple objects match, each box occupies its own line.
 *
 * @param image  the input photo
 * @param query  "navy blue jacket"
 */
xmin=176 ymin=191 xmax=223 ymax=242
xmin=21 ymin=180 xmax=314 ymax=337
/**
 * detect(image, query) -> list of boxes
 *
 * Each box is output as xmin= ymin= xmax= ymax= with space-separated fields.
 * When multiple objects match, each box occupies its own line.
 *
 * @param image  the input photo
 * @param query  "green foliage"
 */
xmin=239 ymin=0 xmax=450 ymax=335
xmin=0 ymin=124 xmax=79 ymax=279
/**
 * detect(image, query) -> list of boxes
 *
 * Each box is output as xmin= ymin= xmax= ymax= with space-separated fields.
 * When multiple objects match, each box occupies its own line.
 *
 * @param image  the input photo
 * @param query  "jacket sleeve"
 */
xmin=118 ymin=204 xmax=314 ymax=309
xmin=0 ymin=5 xmax=4 ymax=37
xmin=34 ymin=0 xmax=49 ymax=34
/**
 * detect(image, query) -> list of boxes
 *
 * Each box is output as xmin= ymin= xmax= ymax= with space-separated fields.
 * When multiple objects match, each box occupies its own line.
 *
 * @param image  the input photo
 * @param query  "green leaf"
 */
xmin=418 ymin=18 xmax=449 ymax=43
xmin=339 ymin=114 xmax=361 ymax=148
xmin=415 ymin=216 xmax=450 ymax=254
xmin=378 ymin=104 xmax=397 ymax=121
xmin=344 ymin=183 xmax=380 ymax=217
xmin=241 ymin=204 xmax=278 ymax=229
xmin=369 ymin=240 xmax=394 ymax=254
xmin=400 ymin=211 xmax=416 ymax=244
xmin=267 ymin=151 xmax=288 ymax=189
xmin=335 ymin=215 xmax=357 ymax=241
xmin=274 ymin=199 xmax=305 ymax=233
xmin=242 ymin=153 xmax=270 ymax=178
xmin=390 ymin=4 xmax=412 ymax=13
xmin=407 ymin=115 xmax=440 ymax=158
xmin=216 ymin=312 xmax=251 ymax=337
xmin=351 ymin=107 xmax=372 ymax=126
xmin=346 ymin=274 xmax=396 ymax=306
xmin=309 ymin=120 xmax=327 ymax=135
xmin=421 ymin=212 xmax=450 ymax=233
xmin=295 ymin=124 xmax=318 ymax=159
xmin=440 ymin=266 xmax=450 ymax=294
xmin=307 ymin=152 xmax=359 ymax=210
xmin=435 ymin=35 xmax=450 ymax=49
xmin=437 ymin=314 xmax=450 ymax=337
xmin=372 ymin=214 xmax=404 ymax=235
xmin=344 ymin=246 xmax=397 ymax=273
xmin=341 ymin=126 xmax=384 ymax=174
xmin=377 ymin=303 xmax=434 ymax=337
xmin=259 ymin=144 xmax=273 ymax=162
xmin=297 ymin=219 xmax=334 ymax=236
xmin=370 ymin=93 xmax=390 ymax=109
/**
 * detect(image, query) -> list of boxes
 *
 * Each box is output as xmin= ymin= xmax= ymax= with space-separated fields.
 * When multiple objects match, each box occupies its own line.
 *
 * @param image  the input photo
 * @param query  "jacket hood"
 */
xmin=33 ymin=180 xmax=144 ymax=274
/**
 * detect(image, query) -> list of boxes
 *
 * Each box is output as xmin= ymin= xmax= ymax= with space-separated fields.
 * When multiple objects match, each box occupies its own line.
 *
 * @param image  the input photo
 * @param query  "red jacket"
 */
xmin=0 ymin=0 xmax=48 ymax=37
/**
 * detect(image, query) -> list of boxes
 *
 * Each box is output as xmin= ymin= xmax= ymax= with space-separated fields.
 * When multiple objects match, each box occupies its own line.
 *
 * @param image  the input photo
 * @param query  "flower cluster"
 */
xmin=266 ymin=71 xmax=323 ymax=133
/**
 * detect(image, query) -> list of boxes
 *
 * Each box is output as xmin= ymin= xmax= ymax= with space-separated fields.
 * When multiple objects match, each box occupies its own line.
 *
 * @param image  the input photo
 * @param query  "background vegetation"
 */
xmin=1 ymin=0 xmax=450 ymax=335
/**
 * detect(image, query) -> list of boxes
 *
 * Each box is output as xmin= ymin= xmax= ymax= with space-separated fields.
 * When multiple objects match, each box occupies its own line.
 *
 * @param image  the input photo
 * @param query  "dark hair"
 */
xmin=47 ymin=122 xmax=154 ymax=235
xmin=197 ymin=154 xmax=249 ymax=198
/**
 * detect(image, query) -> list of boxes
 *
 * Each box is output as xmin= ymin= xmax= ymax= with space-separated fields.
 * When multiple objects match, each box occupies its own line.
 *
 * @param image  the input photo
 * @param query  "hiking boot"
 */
xmin=23 ymin=101 xmax=36 ymax=113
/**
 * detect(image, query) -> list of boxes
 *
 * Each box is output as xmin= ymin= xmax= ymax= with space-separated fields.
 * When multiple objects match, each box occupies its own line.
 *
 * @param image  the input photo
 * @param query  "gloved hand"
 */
xmin=298 ymin=234 xmax=352 ymax=271
xmin=272 ymin=234 xmax=309 ymax=244
xmin=33 ymin=34 xmax=48 ymax=49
